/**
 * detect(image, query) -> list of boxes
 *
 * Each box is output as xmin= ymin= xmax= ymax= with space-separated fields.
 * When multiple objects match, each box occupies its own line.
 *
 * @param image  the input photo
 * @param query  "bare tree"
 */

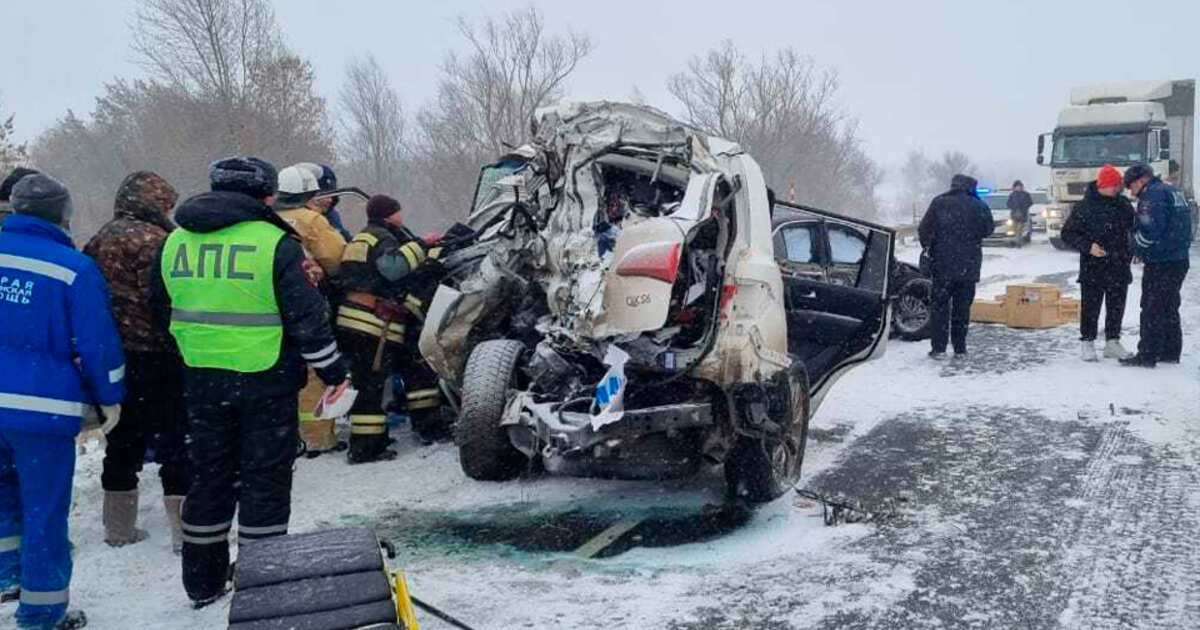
xmin=668 ymin=41 xmax=880 ymax=218
xmin=926 ymin=150 xmax=979 ymax=192
xmin=31 ymin=0 xmax=332 ymax=241
xmin=899 ymin=148 xmax=933 ymax=221
xmin=339 ymin=54 xmax=407 ymax=196
xmin=409 ymin=6 xmax=592 ymax=225
xmin=131 ymin=0 xmax=279 ymax=101
xmin=0 ymin=99 xmax=28 ymax=175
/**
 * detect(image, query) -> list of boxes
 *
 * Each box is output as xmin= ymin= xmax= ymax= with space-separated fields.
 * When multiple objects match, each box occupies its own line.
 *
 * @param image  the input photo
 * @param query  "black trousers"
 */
xmin=1137 ymin=260 xmax=1189 ymax=361
xmin=930 ymin=278 xmax=977 ymax=354
xmin=180 ymin=385 xmax=298 ymax=601
xmin=101 ymin=351 xmax=191 ymax=495
xmin=1079 ymin=281 xmax=1128 ymax=342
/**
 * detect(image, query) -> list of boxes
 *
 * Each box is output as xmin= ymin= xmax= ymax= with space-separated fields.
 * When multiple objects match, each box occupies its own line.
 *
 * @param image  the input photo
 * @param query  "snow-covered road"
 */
xmin=7 ymin=235 xmax=1199 ymax=629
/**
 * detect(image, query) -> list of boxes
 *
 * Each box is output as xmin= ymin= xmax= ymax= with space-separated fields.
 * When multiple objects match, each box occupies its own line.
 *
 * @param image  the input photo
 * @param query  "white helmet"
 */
xmin=277 ymin=164 xmax=320 ymax=196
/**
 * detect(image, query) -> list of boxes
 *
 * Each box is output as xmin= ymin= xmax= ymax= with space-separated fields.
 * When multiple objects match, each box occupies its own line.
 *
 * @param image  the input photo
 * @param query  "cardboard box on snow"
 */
xmin=1007 ymin=283 xmax=1063 ymax=329
xmin=1058 ymin=297 xmax=1081 ymax=324
xmin=970 ymin=295 xmax=1009 ymax=324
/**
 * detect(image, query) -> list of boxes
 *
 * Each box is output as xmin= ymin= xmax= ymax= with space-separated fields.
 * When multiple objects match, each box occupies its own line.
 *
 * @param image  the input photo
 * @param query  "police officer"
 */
xmin=337 ymin=195 xmax=445 ymax=463
xmin=1120 ymin=164 xmax=1194 ymax=367
xmin=150 ymin=157 xmax=349 ymax=607
xmin=0 ymin=174 xmax=123 ymax=629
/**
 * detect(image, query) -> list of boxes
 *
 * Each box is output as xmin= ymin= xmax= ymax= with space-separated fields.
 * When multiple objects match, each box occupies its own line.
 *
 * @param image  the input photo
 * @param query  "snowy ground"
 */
xmin=7 ymin=234 xmax=1199 ymax=629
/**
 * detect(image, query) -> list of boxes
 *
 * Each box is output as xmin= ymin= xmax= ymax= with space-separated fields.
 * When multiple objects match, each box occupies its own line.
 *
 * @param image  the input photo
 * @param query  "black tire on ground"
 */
xmin=893 ymin=276 xmax=933 ymax=342
xmin=457 ymin=339 xmax=529 ymax=481
xmin=725 ymin=366 xmax=810 ymax=503
xmin=1050 ymin=235 xmax=1071 ymax=251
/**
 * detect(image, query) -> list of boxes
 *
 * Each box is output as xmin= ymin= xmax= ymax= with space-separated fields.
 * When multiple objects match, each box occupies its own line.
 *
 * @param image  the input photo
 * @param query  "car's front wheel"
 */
xmin=893 ymin=276 xmax=932 ymax=341
xmin=726 ymin=366 xmax=810 ymax=503
xmin=457 ymin=339 xmax=529 ymax=481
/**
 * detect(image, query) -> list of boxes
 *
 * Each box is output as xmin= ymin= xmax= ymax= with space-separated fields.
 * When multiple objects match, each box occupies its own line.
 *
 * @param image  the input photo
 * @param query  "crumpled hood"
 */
xmin=175 ymin=190 xmax=296 ymax=235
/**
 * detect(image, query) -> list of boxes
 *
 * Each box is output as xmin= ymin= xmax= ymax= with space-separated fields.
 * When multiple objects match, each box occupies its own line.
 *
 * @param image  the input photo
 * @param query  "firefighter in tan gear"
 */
xmin=274 ymin=163 xmax=348 ymax=454
xmin=337 ymin=194 xmax=445 ymax=463
xmin=274 ymin=163 xmax=346 ymax=277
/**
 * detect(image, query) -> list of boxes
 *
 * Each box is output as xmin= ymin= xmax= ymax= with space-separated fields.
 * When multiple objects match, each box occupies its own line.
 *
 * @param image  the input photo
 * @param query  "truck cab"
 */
xmin=1036 ymin=80 xmax=1196 ymax=249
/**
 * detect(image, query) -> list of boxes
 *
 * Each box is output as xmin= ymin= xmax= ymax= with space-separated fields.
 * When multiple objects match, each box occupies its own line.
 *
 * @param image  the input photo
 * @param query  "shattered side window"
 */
xmin=828 ymin=226 xmax=866 ymax=265
xmin=473 ymin=159 xmax=526 ymax=210
xmin=782 ymin=227 xmax=816 ymax=264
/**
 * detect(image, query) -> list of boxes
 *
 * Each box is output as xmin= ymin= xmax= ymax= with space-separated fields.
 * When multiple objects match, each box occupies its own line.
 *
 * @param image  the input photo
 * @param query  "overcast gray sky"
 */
xmin=6 ymin=0 xmax=1199 ymax=196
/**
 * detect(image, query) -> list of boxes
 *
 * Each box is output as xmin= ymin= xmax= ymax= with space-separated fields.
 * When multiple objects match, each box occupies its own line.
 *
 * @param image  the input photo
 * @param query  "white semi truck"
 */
xmin=1036 ymin=79 xmax=1196 ymax=249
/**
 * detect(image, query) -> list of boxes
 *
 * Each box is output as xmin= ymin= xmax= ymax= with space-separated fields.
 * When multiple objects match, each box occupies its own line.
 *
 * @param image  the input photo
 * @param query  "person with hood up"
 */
xmin=918 ymin=174 xmax=995 ymax=359
xmin=83 ymin=172 xmax=191 ymax=551
xmin=273 ymin=163 xmax=346 ymax=278
xmin=1119 ymin=164 xmax=1194 ymax=367
xmin=0 ymin=173 xmax=124 ymax=629
xmin=337 ymin=195 xmax=446 ymax=462
xmin=1059 ymin=165 xmax=1135 ymax=362
xmin=0 ymin=168 xmax=38 ymax=229
xmin=149 ymin=157 xmax=350 ymax=607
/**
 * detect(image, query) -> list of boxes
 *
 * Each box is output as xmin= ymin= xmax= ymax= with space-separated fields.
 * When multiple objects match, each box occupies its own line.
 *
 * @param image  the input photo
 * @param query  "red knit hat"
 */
xmin=1096 ymin=165 xmax=1122 ymax=189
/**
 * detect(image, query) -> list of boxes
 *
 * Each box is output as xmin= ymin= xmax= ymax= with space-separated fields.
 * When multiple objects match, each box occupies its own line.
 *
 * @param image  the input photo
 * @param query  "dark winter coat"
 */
xmin=149 ymin=191 xmax=348 ymax=396
xmin=1132 ymin=177 xmax=1194 ymax=263
xmin=1059 ymin=182 xmax=1135 ymax=286
xmin=84 ymin=172 xmax=179 ymax=353
xmin=918 ymin=175 xmax=994 ymax=282
xmin=1006 ymin=190 xmax=1033 ymax=222
xmin=338 ymin=220 xmax=429 ymax=300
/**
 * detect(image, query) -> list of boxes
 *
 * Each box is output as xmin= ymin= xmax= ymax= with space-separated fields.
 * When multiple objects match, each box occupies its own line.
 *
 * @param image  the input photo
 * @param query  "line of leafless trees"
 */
xmin=25 ymin=0 xmax=884 ymax=241
xmin=896 ymin=148 xmax=982 ymax=222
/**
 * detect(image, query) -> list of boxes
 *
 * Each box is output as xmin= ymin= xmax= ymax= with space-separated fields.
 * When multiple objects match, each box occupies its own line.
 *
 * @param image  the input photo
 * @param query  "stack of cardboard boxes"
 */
xmin=969 ymin=283 xmax=1081 ymax=329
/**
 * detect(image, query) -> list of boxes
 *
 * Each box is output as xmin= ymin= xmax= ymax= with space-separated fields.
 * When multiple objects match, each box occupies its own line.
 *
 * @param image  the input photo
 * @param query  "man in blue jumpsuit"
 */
xmin=0 ymin=174 xmax=126 ymax=629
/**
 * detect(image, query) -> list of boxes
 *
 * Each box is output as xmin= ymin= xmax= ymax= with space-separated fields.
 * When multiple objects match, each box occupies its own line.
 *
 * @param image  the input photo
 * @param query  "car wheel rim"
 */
xmin=896 ymin=294 xmax=929 ymax=332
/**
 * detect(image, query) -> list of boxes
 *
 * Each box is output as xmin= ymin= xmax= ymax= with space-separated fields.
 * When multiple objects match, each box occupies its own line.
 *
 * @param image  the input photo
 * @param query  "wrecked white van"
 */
xmin=420 ymin=102 xmax=893 ymax=501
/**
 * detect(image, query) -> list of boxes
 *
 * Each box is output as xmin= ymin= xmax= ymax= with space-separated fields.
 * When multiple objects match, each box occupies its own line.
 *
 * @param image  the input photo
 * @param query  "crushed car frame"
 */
xmin=420 ymin=102 xmax=894 ymax=502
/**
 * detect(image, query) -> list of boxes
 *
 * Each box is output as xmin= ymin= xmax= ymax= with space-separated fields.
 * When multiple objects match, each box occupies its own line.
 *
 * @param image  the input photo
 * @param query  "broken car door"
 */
xmin=772 ymin=205 xmax=893 ymax=409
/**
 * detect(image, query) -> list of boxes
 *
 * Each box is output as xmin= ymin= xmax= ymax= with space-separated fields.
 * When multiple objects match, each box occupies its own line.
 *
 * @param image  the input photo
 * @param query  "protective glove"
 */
xmin=100 ymin=404 xmax=121 ymax=435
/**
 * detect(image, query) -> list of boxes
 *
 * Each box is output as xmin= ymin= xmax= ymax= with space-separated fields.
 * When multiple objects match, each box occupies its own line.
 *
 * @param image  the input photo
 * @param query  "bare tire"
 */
xmin=893 ymin=277 xmax=932 ymax=342
xmin=458 ymin=339 xmax=528 ymax=481
xmin=726 ymin=366 xmax=810 ymax=503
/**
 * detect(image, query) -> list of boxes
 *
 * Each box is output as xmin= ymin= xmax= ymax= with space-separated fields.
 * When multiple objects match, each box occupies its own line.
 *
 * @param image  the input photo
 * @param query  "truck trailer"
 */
xmin=1036 ymin=79 xmax=1196 ymax=249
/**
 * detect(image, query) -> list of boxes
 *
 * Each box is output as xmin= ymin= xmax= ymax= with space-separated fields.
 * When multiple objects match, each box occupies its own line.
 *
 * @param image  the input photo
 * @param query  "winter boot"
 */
xmin=103 ymin=490 xmax=148 ymax=547
xmin=1119 ymin=354 xmax=1157 ymax=368
xmin=54 ymin=610 xmax=87 ymax=629
xmin=1103 ymin=339 xmax=1131 ymax=360
xmin=163 ymin=495 xmax=184 ymax=555
xmin=299 ymin=417 xmax=338 ymax=453
xmin=1080 ymin=340 xmax=1098 ymax=362
xmin=928 ymin=350 xmax=947 ymax=361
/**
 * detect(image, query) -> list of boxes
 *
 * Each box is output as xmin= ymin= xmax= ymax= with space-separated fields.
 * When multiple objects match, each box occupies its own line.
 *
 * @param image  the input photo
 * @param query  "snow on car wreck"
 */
xmin=419 ymin=101 xmax=894 ymax=502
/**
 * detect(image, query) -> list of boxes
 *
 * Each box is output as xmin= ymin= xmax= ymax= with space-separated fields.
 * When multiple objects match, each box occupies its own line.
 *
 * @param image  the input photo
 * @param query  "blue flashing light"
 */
xmin=976 ymin=187 xmax=992 ymax=195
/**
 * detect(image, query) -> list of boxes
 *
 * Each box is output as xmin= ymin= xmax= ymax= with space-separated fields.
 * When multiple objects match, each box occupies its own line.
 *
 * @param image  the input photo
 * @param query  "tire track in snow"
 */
xmin=1056 ymin=422 xmax=1200 ymax=629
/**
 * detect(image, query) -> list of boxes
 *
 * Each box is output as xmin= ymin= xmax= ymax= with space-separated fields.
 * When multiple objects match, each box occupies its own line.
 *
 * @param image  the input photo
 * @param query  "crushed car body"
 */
xmin=419 ymin=101 xmax=894 ymax=501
